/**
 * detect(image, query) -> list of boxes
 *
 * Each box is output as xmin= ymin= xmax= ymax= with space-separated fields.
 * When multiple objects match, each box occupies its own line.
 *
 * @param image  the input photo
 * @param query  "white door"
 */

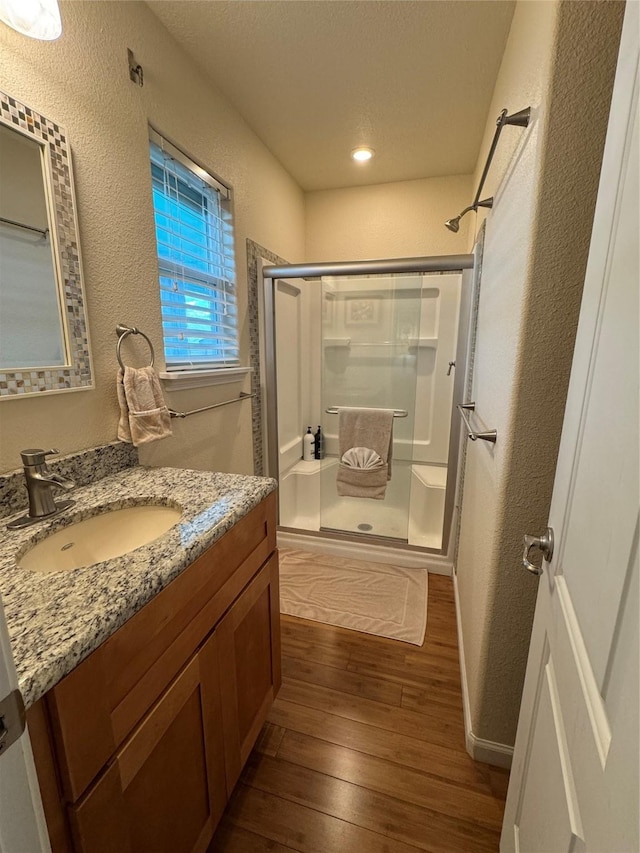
xmin=501 ymin=3 xmax=639 ymax=851
xmin=0 ymin=593 xmax=50 ymax=852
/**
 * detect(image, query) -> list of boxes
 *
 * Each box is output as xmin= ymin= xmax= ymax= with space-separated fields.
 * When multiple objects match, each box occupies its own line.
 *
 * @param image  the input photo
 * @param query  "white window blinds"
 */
xmin=149 ymin=130 xmax=238 ymax=370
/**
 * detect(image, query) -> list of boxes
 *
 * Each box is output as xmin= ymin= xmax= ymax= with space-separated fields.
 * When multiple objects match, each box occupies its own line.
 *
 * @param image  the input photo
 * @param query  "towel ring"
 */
xmin=116 ymin=324 xmax=155 ymax=370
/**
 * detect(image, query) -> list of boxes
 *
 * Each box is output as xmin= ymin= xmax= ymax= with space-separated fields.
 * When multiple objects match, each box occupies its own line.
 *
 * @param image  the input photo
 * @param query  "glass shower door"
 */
xmin=319 ymin=273 xmax=421 ymax=541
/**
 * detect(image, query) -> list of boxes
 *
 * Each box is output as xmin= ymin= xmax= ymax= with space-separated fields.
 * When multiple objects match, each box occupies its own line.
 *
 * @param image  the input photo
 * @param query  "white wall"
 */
xmin=455 ymin=0 xmax=624 ymax=749
xmin=0 ymin=0 xmax=305 ymax=474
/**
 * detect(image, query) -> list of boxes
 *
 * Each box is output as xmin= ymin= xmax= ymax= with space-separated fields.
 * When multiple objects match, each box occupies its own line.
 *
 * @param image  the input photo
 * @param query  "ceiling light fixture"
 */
xmin=0 ymin=0 xmax=62 ymax=40
xmin=351 ymin=147 xmax=374 ymax=163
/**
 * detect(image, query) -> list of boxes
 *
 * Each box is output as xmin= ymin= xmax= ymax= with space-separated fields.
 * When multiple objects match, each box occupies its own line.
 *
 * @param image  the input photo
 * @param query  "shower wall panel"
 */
xmin=321 ymin=275 xmax=419 ymax=459
xmin=275 ymin=279 xmax=321 ymax=475
xmin=412 ymin=273 xmax=461 ymax=465
xmin=319 ymin=274 xmax=421 ymax=541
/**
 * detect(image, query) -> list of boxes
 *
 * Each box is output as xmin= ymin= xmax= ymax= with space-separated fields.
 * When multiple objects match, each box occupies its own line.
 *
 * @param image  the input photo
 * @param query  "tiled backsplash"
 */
xmin=0 ymin=442 xmax=138 ymax=520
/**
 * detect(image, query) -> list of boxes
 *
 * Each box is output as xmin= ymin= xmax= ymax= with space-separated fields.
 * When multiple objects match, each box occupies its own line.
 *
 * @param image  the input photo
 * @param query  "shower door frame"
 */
xmin=260 ymin=253 xmax=475 ymax=556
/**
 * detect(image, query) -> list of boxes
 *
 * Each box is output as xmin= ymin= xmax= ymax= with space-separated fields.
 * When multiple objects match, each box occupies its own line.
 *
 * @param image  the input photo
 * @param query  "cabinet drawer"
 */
xmin=47 ymin=493 xmax=276 ymax=802
xmin=69 ymin=632 xmax=226 ymax=853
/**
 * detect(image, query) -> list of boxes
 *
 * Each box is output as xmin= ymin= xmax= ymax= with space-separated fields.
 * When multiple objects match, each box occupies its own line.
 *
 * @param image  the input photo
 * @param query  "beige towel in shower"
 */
xmin=117 ymin=366 xmax=172 ymax=447
xmin=336 ymin=408 xmax=394 ymax=499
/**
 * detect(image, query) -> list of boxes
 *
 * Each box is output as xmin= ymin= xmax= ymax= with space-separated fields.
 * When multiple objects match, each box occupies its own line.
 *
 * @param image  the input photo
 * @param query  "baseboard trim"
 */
xmin=277 ymin=530 xmax=452 ymax=574
xmin=453 ymin=572 xmax=514 ymax=769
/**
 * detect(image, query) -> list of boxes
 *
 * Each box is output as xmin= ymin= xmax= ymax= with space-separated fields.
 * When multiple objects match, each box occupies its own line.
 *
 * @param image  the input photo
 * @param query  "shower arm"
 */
xmin=445 ymin=107 xmax=531 ymax=231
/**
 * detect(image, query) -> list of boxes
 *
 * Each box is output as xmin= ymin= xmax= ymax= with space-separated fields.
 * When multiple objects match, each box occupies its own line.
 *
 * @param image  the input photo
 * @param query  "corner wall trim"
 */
xmin=453 ymin=571 xmax=514 ymax=769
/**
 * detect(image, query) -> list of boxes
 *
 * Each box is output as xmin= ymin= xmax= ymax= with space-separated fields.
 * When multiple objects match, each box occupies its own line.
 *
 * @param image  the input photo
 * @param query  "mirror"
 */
xmin=0 ymin=90 xmax=92 ymax=397
xmin=0 ymin=124 xmax=66 ymax=368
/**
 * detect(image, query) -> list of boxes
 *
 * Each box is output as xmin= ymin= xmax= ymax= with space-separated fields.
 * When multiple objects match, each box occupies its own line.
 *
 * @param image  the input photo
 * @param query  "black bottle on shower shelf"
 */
xmin=314 ymin=425 xmax=324 ymax=459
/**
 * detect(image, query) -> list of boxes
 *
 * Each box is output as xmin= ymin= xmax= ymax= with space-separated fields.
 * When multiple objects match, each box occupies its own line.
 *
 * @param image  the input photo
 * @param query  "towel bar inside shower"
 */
xmin=457 ymin=402 xmax=497 ymax=443
xmin=325 ymin=406 xmax=408 ymax=418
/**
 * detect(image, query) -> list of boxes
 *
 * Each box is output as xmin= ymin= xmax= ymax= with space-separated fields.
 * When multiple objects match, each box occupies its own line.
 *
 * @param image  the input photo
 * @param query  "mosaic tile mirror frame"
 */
xmin=0 ymin=90 xmax=92 ymax=398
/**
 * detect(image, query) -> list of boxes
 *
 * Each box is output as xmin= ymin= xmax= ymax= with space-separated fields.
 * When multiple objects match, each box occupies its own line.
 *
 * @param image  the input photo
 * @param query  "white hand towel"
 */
xmin=340 ymin=447 xmax=384 ymax=470
xmin=117 ymin=366 xmax=172 ymax=447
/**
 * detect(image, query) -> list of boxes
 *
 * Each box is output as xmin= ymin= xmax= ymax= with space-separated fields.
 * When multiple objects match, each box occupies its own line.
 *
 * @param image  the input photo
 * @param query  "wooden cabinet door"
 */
xmin=69 ymin=632 xmax=227 ymax=853
xmin=218 ymin=553 xmax=281 ymax=792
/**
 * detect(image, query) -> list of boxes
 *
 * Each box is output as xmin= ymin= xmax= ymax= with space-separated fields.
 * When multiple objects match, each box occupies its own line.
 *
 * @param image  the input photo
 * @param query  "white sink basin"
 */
xmin=18 ymin=505 xmax=182 ymax=573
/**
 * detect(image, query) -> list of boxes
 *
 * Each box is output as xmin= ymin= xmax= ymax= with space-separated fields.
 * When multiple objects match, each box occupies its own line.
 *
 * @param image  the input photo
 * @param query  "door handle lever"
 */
xmin=522 ymin=528 xmax=554 ymax=575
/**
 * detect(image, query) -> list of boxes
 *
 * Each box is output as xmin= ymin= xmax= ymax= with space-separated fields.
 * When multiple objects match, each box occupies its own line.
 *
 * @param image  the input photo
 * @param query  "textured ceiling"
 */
xmin=147 ymin=1 xmax=515 ymax=191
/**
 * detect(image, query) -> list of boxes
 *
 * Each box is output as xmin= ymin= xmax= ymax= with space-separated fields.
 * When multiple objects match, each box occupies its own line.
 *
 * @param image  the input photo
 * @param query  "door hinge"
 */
xmin=0 ymin=689 xmax=26 ymax=757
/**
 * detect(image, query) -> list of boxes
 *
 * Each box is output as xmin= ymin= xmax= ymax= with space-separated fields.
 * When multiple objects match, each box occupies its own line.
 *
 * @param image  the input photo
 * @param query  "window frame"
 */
xmin=148 ymin=127 xmax=242 ymax=379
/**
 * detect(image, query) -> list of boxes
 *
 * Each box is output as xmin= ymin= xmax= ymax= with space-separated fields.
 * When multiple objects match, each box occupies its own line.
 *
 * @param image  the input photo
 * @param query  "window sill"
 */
xmin=158 ymin=366 xmax=252 ymax=391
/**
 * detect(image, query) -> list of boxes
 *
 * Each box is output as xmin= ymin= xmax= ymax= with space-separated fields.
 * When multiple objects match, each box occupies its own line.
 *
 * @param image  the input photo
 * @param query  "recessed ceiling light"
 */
xmin=351 ymin=147 xmax=375 ymax=163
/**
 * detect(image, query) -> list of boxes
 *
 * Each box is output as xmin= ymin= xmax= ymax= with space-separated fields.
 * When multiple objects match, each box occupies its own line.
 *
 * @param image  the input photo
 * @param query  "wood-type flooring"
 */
xmin=209 ymin=570 xmax=510 ymax=852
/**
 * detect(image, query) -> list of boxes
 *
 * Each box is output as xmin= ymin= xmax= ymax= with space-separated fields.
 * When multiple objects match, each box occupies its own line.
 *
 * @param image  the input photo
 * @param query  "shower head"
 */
xmin=442 ymin=105 xmax=531 ymax=235
xmin=443 ymin=199 xmax=493 ymax=233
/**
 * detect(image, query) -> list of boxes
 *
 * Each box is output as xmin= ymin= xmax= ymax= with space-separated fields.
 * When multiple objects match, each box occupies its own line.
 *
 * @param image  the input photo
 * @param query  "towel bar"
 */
xmin=457 ymin=402 xmax=497 ymax=443
xmin=169 ymin=392 xmax=255 ymax=419
xmin=325 ymin=406 xmax=408 ymax=418
xmin=115 ymin=323 xmax=254 ymax=420
xmin=0 ymin=215 xmax=49 ymax=239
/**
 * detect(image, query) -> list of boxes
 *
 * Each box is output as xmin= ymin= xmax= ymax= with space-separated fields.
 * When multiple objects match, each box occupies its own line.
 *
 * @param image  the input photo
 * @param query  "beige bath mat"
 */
xmin=279 ymin=549 xmax=428 ymax=646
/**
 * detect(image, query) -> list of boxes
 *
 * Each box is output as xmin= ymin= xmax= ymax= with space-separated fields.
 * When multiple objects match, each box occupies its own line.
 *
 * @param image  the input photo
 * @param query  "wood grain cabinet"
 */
xmin=218 ymin=553 xmax=281 ymax=792
xmin=27 ymin=493 xmax=280 ymax=853
xmin=69 ymin=632 xmax=227 ymax=853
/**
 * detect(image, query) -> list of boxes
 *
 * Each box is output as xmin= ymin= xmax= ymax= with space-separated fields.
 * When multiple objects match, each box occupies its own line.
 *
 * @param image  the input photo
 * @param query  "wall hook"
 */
xmin=127 ymin=49 xmax=144 ymax=87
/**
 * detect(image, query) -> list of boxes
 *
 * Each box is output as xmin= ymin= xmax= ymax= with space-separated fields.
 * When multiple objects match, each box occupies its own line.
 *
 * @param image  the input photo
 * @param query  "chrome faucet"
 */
xmin=7 ymin=449 xmax=75 ymax=530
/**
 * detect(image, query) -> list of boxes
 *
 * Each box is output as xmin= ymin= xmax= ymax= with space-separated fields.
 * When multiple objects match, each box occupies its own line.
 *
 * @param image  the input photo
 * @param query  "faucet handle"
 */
xmin=20 ymin=448 xmax=59 ymax=466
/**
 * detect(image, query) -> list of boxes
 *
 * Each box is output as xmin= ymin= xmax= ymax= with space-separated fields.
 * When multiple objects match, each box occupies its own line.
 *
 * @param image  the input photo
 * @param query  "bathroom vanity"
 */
xmin=0 ymin=460 xmax=279 ymax=853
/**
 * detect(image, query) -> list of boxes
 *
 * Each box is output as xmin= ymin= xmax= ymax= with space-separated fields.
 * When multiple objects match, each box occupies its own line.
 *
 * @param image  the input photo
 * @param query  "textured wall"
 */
xmin=305 ymin=174 xmax=473 ymax=261
xmin=456 ymin=0 xmax=624 ymax=747
xmin=0 ymin=1 xmax=305 ymax=474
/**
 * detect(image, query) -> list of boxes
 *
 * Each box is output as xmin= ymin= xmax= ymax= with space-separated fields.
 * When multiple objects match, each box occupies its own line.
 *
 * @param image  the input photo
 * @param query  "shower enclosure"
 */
xmin=260 ymin=255 xmax=475 ymax=557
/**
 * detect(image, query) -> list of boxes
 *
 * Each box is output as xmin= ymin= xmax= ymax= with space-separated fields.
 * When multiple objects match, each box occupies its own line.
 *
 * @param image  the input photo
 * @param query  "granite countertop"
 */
xmin=0 ymin=466 xmax=277 ymax=708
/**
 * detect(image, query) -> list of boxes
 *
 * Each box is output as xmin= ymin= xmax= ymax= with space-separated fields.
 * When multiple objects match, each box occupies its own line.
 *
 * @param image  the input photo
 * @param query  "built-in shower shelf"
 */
xmin=323 ymin=338 xmax=351 ymax=348
xmin=408 ymin=337 xmax=438 ymax=349
xmin=340 ymin=338 xmax=438 ymax=348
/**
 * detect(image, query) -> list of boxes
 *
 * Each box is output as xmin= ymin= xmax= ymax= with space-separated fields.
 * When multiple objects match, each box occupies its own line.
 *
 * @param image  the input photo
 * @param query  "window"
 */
xmin=149 ymin=128 xmax=238 ymax=372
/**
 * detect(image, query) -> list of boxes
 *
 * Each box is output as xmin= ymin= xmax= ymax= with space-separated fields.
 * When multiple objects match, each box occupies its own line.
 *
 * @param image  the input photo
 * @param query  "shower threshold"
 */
xmin=320 ymin=526 xmax=408 ymax=545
